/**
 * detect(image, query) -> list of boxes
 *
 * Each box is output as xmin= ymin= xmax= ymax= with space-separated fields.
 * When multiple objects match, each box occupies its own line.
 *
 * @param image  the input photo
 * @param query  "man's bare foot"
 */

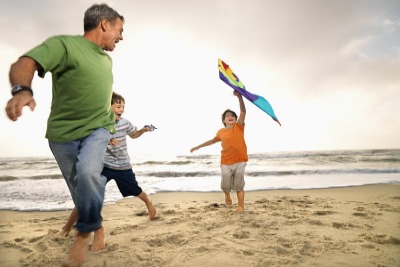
xmin=62 ymin=232 xmax=89 ymax=267
xmin=147 ymin=202 xmax=157 ymax=220
xmin=90 ymin=226 xmax=106 ymax=252
xmin=235 ymin=206 xmax=244 ymax=214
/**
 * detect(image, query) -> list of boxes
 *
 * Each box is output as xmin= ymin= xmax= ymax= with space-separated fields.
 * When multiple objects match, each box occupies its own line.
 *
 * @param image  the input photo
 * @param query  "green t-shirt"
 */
xmin=24 ymin=35 xmax=116 ymax=142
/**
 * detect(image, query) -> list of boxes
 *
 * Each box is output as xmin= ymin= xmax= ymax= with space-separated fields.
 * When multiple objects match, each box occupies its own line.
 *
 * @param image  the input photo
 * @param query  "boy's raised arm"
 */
xmin=234 ymin=91 xmax=246 ymax=125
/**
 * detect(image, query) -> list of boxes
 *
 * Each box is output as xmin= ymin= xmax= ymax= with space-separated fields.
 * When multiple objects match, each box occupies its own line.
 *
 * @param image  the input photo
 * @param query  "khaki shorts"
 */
xmin=220 ymin=162 xmax=247 ymax=192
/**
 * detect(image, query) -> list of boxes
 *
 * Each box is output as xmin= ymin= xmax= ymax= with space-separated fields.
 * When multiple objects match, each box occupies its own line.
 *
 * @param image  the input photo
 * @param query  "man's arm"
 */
xmin=9 ymin=57 xmax=38 ymax=87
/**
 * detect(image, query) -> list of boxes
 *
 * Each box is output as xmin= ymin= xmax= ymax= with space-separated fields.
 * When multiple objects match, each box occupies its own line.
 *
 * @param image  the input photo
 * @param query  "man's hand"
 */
xmin=5 ymin=92 xmax=36 ymax=121
xmin=109 ymin=138 xmax=120 ymax=146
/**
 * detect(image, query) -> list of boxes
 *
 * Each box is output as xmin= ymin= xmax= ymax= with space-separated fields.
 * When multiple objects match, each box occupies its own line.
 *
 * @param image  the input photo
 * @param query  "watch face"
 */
xmin=11 ymin=85 xmax=33 ymax=96
xmin=12 ymin=85 xmax=22 ymax=94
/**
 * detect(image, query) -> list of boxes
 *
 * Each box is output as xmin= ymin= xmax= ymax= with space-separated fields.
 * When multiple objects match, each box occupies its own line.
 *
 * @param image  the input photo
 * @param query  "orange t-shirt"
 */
xmin=213 ymin=123 xmax=248 ymax=165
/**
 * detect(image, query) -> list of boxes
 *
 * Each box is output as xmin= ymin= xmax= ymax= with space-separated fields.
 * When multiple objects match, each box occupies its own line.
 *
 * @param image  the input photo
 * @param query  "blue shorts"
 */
xmin=102 ymin=166 xmax=143 ymax=197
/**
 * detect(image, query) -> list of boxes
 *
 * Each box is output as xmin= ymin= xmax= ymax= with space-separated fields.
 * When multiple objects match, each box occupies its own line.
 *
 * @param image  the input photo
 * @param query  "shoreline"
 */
xmin=2 ymin=182 xmax=400 ymax=212
xmin=1 ymin=184 xmax=399 ymax=266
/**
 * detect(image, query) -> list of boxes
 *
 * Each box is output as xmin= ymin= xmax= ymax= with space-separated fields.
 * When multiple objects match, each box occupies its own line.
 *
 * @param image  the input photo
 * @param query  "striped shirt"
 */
xmin=104 ymin=118 xmax=137 ymax=170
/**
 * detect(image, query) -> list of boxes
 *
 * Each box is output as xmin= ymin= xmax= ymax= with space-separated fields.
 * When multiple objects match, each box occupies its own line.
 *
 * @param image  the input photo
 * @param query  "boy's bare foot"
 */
xmin=147 ymin=202 xmax=157 ymax=220
xmin=236 ymin=191 xmax=245 ymax=213
xmin=224 ymin=192 xmax=233 ymax=205
xmin=90 ymin=226 xmax=106 ymax=252
xmin=235 ymin=206 xmax=244 ymax=214
xmin=63 ymin=232 xmax=90 ymax=267
xmin=58 ymin=227 xmax=72 ymax=237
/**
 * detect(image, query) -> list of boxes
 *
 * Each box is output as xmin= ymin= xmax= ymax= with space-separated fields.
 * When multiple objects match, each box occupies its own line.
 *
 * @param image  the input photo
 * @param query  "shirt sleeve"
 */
xmin=23 ymin=36 xmax=67 ymax=78
xmin=126 ymin=121 xmax=138 ymax=135
xmin=213 ymin=129 xmax=222 ymax=142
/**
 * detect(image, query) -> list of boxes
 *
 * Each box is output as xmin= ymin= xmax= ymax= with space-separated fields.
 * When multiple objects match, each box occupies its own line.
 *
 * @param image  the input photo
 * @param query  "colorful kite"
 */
xmin=218 ymin=58 xmax=281 ymax=126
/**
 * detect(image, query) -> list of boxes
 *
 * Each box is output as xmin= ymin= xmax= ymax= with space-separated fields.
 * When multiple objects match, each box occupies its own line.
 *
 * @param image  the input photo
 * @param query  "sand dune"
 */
xmin=0 ymin=184 xmax=399 ymax=266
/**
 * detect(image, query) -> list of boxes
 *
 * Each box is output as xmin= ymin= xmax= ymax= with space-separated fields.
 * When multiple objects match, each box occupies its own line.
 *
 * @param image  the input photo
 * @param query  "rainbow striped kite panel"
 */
xmin=218 ymin=58 xmax=281 ymax=126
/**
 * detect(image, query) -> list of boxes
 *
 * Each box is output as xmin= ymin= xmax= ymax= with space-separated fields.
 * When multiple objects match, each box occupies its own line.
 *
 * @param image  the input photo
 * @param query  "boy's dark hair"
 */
xmin=111 ymin=92 xmax=125 ymax=104
xmin=221 ymin=109 xmax=237 ymax=126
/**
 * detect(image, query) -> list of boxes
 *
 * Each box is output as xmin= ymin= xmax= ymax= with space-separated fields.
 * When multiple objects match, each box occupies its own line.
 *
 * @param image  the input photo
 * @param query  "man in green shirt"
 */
xmin=5 ymin=4 xmax=124 ymax=266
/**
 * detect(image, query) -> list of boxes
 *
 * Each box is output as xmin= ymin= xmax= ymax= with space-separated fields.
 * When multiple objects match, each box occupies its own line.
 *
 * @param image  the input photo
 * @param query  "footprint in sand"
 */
xmin=308 ymin=219 xmax=323 ymax=226
xmin=361 ymin=243 xmax=376 ymax=249
xmin=332 ymin=222 xmax=359 ymax=229
xmin=255 ymin=198 xmax=270 ymax=204
xmin=299 ymin=241 xmax=323 ymax=257
xmin=28 ymin=236 xmax=44 ymax=243
xmin=233 ymin=230 xmax=250 ymax=239
xmin=107 ymin=243 xmax=119 ymax=251
xmin=352 ymin=212 xmax=368 ymax=217
xmin=2 ymin=240 xmax=34 ymax=253
xmin=163 ymin=209 xmax=176 ymax=215
xmin=135 ymin=211 xmax=148 ymax=216
xmin=109 ymin=225 xmax=139 ymax=236
xmin=5 ymin=230 xmax=74 ymax=266
xmin=277 ymin=236 xmax=293 ymax=248
xmin=147 ymin=233 xmax=186 ymax=247
xmin=313 ymin=210 xmax=335 ymax=216
xmin=364 ymin=234 xmax=400 ymax=245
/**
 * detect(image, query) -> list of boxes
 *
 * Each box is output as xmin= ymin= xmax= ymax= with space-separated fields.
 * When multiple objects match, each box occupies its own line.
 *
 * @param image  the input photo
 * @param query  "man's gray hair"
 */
xmin=84 ymin=3 xmax=124 ymax=32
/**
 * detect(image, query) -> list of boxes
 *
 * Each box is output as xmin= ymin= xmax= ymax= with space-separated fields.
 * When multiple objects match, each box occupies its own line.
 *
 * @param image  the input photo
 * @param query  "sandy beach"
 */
xmin=0 ymin=184 xmax=399 ymax=267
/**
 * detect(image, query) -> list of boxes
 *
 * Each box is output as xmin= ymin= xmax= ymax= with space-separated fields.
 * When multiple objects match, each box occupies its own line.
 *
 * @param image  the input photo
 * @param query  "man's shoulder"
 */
xmin=44 ymin=35 xmax=81 ymax=42
xmin=35 ymin=35 xmax=84 ymax=50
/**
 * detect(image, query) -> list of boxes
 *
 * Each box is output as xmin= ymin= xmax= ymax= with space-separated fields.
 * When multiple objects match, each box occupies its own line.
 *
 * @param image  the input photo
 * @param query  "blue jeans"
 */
xmin=49 ymin=128 xmax=110 ymax=232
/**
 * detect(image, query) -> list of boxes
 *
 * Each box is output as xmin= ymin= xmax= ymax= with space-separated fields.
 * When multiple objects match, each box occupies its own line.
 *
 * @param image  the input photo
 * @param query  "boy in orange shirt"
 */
xmin=190 ymin=90 xmax=247 ymax=213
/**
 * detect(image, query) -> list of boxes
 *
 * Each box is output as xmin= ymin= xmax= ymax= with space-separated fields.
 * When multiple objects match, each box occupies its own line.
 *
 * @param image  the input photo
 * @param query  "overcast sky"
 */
xmin=1 ymin=0 xmax=399 ymax=158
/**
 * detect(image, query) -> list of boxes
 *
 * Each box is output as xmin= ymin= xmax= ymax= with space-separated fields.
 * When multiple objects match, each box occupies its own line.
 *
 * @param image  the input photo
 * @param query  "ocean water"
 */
xmin=0 ymin=149 xmax=399 ymax=211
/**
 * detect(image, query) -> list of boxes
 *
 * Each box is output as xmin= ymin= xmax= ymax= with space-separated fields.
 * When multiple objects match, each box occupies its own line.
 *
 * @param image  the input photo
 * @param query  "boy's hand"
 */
xmin=233 ymin=90 xmax=241 ymax=97
xmin=144 ymin=124 xmax=157 ymax=131
xmin=143 ymin=126 xmax=152 ymax=132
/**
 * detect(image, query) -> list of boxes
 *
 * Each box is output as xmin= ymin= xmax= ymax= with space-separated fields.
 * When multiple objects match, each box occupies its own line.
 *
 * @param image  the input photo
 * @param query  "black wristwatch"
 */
xmin=11 ymin=85 xmax=33 ymax=96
